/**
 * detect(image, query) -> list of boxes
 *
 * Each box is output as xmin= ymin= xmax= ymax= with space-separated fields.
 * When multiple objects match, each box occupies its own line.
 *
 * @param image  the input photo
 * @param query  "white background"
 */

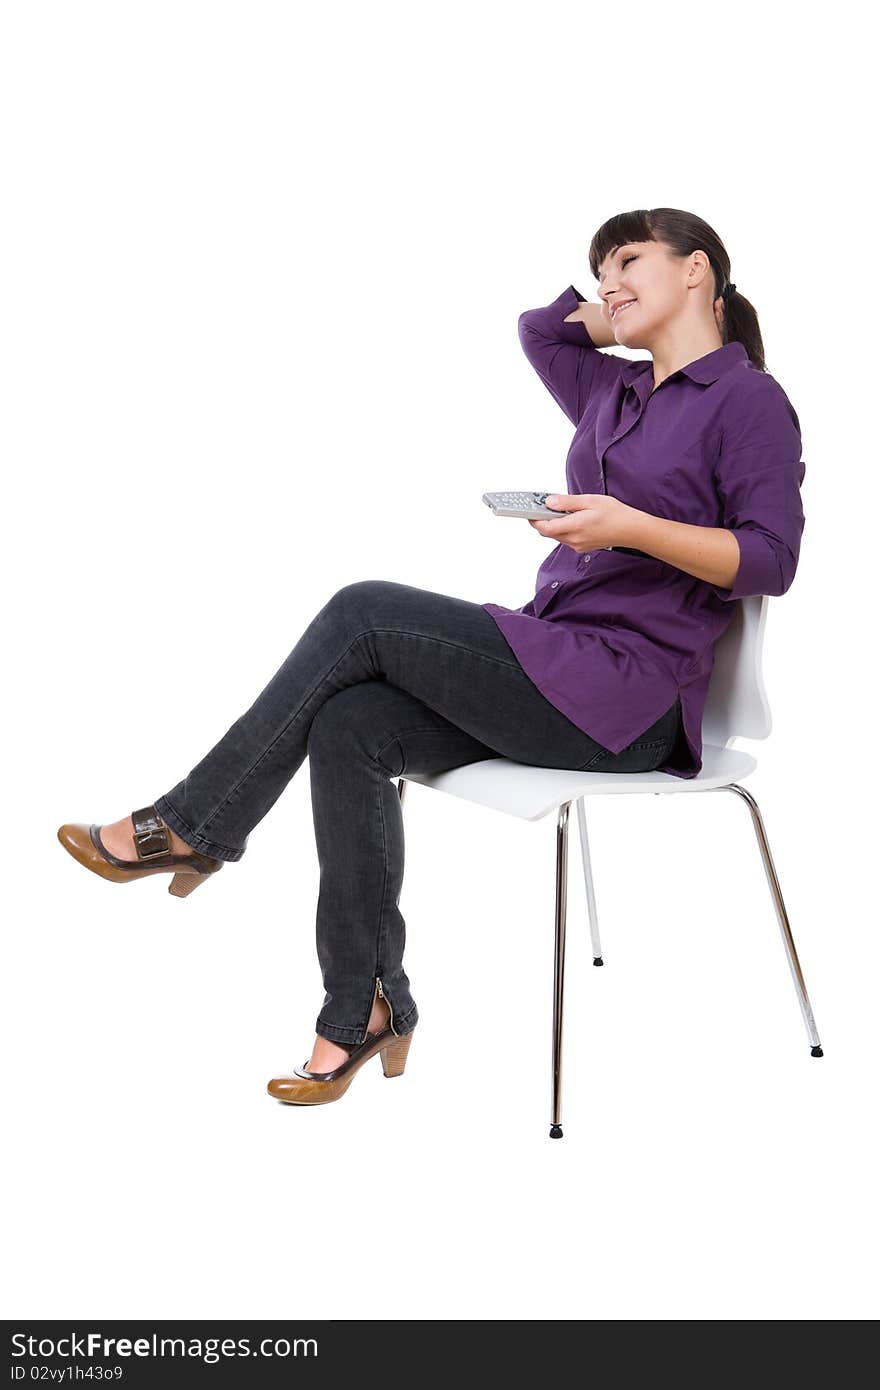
xmin=2 ymin=0 xmax=876 ymax=1321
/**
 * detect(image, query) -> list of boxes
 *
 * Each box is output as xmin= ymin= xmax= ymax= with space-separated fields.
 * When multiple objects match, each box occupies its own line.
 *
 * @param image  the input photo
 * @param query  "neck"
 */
xmin=648 ymin=321 xmax=724 ymax=390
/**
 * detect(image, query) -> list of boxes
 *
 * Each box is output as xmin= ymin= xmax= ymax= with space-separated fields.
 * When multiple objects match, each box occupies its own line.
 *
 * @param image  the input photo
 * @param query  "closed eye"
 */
xmin=599 ymin=251 xmax=640 ymax=305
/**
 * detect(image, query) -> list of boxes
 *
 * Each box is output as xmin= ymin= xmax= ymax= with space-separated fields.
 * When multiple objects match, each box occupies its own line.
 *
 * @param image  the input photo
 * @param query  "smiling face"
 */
xmin=596 ymin=239 xmax=722 ymax=347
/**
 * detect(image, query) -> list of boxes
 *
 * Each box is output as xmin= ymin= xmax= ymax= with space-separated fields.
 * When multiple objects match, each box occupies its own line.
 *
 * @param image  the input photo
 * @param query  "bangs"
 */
xmin=589 ymin=210 xmax=658 ymax=280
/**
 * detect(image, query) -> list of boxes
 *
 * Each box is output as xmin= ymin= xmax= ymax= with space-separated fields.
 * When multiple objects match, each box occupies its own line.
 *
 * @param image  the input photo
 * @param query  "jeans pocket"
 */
xmin=580 ymin=735 xmax=671 ymax=773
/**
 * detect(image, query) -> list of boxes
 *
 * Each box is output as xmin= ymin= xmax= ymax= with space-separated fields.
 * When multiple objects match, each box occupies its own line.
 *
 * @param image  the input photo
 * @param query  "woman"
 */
xmin=57 ymin=207 xmax=806 ymax=1108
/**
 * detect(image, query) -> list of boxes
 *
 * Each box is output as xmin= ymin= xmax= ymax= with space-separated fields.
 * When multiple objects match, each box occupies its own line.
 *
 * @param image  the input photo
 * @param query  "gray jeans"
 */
xmin=154 ymin=581 xmax=681 ymax=1046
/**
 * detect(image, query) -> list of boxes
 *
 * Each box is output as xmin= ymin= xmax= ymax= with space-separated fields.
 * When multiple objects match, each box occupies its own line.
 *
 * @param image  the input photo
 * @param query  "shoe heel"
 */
xmin=169 ymin=872 xmax=208 ymax=898
xmin=379 ymin=1032 xmax=413 ymax=1078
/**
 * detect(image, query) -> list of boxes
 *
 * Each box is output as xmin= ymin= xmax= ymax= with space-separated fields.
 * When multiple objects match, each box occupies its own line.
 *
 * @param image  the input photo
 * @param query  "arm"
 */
xmin=626 ymin=513 xmax=742 ymax=588
xmin=561 ymin=298 xmax=618 ymax=349
xmin=625 ymin=381 xmax=806 ymax=598
xmin=518 ymin=284 xmax=628 ymax=426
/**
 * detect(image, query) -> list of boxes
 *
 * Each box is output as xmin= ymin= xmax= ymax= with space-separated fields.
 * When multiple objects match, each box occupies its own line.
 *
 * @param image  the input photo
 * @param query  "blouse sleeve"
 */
xmin=707 ymin=379 xmax=806 ymax=602
xmin=518 ymin=284 xmax=629 ymax=427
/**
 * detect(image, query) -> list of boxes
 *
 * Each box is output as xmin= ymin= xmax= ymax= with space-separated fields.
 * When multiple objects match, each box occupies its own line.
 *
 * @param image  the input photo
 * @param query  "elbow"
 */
xmin=774 ymin=550 xmax=799 ymax=597
xmin=517 ymin=313 xmax=541 ymax=347
xmin=712 ymin=527 xmax=801 ymax=601
xmin=517 ymin=315 xmax=554 ymax=374
xmin=765 ymin=533 xmax=801 ymax=597
xmin=748 ymin=543 xmax=799 ymax=599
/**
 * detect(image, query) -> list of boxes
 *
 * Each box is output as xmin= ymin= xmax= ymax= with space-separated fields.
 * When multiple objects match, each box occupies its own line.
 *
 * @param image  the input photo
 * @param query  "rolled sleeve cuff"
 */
xmin=708 ymin=527 xmax=789 ymax=602
xmin=520 ymin=284 xmax=598 ymax=348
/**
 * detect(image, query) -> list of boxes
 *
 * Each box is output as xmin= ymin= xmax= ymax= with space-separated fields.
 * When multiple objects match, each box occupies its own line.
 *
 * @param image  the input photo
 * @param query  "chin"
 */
xmin=614 ymin=328 xmax=643 ymax=348
xmin=614 ymin=313 xmax=653 ymax=348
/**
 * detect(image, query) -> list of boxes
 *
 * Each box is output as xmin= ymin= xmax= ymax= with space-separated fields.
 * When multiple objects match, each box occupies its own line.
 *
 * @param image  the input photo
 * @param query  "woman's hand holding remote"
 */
xmin=528 ymin=493 xmax=637 ymax=552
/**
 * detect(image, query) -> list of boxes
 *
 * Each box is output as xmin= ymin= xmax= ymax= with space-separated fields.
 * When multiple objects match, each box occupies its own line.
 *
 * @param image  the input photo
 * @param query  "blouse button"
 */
xmin=550 ymin=580 xmax=559 ymax=588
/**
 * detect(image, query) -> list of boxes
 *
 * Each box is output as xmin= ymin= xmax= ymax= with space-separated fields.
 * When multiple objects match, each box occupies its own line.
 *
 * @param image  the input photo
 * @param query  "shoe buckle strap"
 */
xmin=131 ymin=805 xmax=170 ymax=859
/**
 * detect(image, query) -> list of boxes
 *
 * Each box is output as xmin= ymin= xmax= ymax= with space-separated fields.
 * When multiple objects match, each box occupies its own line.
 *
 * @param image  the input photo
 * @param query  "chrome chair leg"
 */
xmin=722 ymin=783 xmax=823 ymax=1056
xmin=550 ymin=801 xmax=571 ymax=1138
xmin=575 ymin=797 xmax=604 ymax=966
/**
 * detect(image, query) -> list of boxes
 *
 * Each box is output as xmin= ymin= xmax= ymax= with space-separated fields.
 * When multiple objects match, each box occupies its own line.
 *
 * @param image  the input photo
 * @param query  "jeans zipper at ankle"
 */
xmin=375 ymin=976 xmax=398 ymax=1038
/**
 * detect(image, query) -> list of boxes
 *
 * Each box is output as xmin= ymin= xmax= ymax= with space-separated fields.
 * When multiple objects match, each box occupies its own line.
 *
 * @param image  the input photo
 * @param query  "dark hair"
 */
xmin=588 ymin=207 xmax=766 ymax=372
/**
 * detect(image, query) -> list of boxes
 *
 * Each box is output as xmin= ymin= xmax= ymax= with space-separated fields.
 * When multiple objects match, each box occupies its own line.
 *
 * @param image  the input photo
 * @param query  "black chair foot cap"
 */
xmin=593 ymin=957 xmax=604 ymax=967
xmin=811 ymin=1045 xmax=824 ymax=1057
xmin=549 ymin=1124 xmax=563 ymax=1139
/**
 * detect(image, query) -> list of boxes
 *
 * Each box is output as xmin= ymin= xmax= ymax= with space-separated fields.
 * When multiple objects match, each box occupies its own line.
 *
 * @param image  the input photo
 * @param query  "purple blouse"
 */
xmin=481 ymin=284 xmax=806 ymax=779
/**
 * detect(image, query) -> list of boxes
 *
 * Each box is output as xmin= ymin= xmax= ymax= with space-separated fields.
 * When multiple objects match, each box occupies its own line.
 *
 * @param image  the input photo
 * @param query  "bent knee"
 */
xmin=320 ymin=579 xmax=396 ymax=629
xmin=307 ymin=683 xmax=406 ymax=771
xmin=333 ymin=579 xmax=399 ymax=604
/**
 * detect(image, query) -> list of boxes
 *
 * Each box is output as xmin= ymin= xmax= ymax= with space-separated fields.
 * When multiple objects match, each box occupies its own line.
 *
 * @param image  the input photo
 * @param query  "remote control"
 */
xmin=482 ymin=490 xmax=568 ymax=519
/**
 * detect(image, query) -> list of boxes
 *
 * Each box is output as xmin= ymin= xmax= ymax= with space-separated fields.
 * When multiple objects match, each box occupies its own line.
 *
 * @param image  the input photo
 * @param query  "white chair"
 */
xmin=398 ymin=594 xmax=823 ymax=1138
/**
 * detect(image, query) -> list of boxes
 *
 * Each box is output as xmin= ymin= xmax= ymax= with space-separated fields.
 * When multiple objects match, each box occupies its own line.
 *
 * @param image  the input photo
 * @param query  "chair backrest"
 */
xmin=701 ymin=594 xmax=773 ymax=747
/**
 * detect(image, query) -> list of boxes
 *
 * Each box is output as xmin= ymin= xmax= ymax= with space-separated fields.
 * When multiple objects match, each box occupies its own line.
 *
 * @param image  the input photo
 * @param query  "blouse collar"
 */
xmin=619 ymin=339 xmax=750 ymax=392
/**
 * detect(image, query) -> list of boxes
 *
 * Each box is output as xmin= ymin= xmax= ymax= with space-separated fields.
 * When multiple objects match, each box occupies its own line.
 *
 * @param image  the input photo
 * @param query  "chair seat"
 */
xmin=401 ymin=742 xmax=757 ymax=822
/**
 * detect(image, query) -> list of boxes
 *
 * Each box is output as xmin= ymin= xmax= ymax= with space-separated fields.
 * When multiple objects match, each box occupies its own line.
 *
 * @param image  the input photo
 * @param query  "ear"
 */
xmin=689 ymin=249 xmax=713 ymax=288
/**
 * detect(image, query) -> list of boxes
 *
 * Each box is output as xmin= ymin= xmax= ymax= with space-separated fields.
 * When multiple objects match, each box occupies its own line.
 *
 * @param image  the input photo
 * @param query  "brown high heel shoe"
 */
xmin=57 ymin=804 xmax=224 ymax=897
xmin=267 ymin=1017 xmax=414 ymax=1106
